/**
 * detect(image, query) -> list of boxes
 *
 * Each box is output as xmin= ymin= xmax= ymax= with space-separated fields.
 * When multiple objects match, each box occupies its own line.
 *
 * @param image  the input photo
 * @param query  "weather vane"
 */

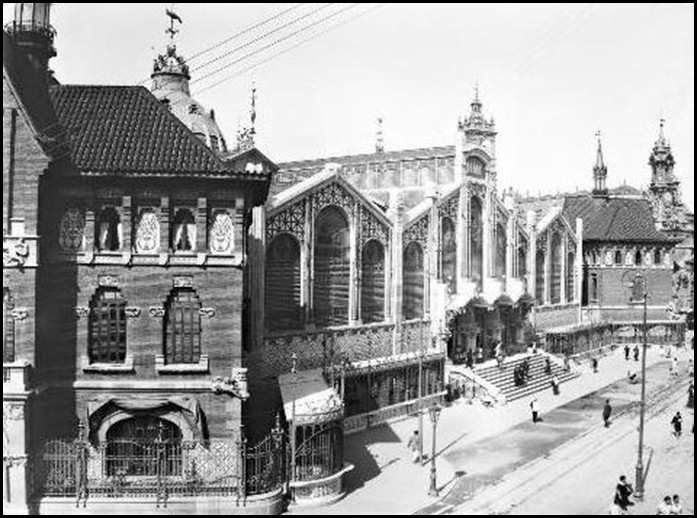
xmin=165 ymin=3 xmax=183 ymax=42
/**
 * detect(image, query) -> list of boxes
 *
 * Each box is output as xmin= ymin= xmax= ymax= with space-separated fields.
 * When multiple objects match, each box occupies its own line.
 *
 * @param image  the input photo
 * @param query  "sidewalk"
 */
xmin=287 ymin=346 xmax=690 ymax=515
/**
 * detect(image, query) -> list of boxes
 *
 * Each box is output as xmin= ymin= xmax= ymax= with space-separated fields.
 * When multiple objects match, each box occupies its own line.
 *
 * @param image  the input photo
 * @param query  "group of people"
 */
xmin=624 ymin=344 xmax=641 ymax=363
xmin=514 ymin=359 xmax=531 ymax=387
xmin=657 ymin=495 xmax=684 ymax=515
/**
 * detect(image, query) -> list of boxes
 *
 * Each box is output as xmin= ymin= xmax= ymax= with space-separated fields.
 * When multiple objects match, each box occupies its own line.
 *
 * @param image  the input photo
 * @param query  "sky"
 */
xmin=4 ymin=3 xmax=694 ymax=208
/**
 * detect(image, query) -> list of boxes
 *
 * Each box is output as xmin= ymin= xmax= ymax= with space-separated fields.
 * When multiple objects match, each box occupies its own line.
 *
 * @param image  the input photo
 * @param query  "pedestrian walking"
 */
xmin=657 ymin=495 xmax=674 ymax=515
xmin=671 ymin=411 xmax=683 ymax=438
xmin=544 ymin=356 xmax=552 ymax=375
xmin=530 ymin=398 xmax=541 ymax=424
xmin=671 ymin=355 xmax=679 ymax=377
xmin=407 ymin=430 xmax=422 ymax=464
xmin=466 ymin=350 xmax=474 ymax=370
xmin=624 ymin=344 xmax=630 ymax=361
xmin=614 ymin=475 xmax=634 ymax=514
xmin=687 ymin=382 xmax=694 ymax=409
xmin=551 ymin=374 xmax=560 ymax=395
xmin=671 ymin=494 xmax=683 ymax=515
xmin=633 ymin=345 xmax=640 ymax=362
xmin=592 ymin=356 xmax=599 ymax=373
xmin=603 ymin=399 xmax=613 ymax=427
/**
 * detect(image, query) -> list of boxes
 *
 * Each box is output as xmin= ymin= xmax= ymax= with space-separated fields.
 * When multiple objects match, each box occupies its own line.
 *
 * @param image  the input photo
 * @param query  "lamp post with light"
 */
xmin=427 ymin=403 xmax=442 ymax=497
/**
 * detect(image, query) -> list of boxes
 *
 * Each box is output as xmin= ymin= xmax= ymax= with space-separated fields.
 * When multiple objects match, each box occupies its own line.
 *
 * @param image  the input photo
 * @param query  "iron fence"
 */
xmin=32 ymin=426 xmax=287 ymax=508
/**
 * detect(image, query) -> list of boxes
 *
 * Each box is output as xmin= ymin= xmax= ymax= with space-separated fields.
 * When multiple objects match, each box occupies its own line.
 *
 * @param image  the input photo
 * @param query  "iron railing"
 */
xmin=32 ymin=424 xmax=287 ymax=508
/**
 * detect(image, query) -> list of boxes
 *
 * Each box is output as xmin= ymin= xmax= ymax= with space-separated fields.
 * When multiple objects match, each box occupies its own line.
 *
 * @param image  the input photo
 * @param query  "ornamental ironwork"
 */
xmin=312 ymin=182 xmax=356 ymax=219
xmin=267 ymin=200 xmax=305 ymax=242
xmin=438 ymin=193 xmax=459 ymax=222
xmin=360 ymin=207 xmax=389 ymax=248
xmin=404 ymin=215 xmax=429 ymax=251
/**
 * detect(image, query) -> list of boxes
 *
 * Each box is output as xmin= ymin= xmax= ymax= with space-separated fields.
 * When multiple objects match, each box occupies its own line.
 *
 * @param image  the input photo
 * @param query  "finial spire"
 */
xmin=165 ymin=4 xmax=183 ymax=43
xmin=375 ymin=117 xmax=385 ymax=153
xmin=656 ymin=118 xmax=667 ymax=146
xmin=593 ymin=129 xmax=608 ymax=196
xmin=250 ymin=83 xmax=257 ymax=136
xmin=595 ymin=130 xmax=605 ymax=169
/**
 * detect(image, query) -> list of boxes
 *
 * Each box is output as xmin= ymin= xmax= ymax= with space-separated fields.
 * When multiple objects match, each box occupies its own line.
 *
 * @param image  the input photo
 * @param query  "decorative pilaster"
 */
xmin=349 ymin=207 xmax=360 ymax=325
xmin=121 ymin=196 xmax=132 ymax=252
xmin=159 ymin=196 xmax=170 ymax=254
xmin=527 ymin=211 xmax=537 ymax=298
xmin=196 ymin=198 xmax=207 ymax=253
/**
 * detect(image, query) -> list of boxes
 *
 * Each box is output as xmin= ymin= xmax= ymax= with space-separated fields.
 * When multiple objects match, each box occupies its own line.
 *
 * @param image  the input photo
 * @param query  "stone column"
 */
xmin=121 ymin=195 xmax=132 ymax=253
xmin=349 ymin=207 xmax=360 ymax=326
xmin=527 ymin=211 xmax=537 ymax=297
xmin=389 ymin=193 xmax=405 ymax=355
xmin=560 ymin=234 xmax=568 ymax=304
xmin=159 ymin=196 xmax=170 ymax=254
xmin=482 ymin=190 xmax=493 ymax=282
xmin=425 ymin=189 xmax=439 ymax=319
xmin=303 ymin=198 xmax=314 ymax=328
xmin=576 ymin=218 xmax=584 ymax=324
xmin=3 ymin=365 xmax=32 ymax=515
xmin=249 ymin=206 xmax=266 ymax=351
xmin=544 ymin=230 xmax=552 ymax=305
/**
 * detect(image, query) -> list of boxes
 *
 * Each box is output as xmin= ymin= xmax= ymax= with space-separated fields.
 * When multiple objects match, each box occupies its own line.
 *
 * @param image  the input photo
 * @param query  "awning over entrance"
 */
xmin=279 ymin=369 xmax=344 ymax=427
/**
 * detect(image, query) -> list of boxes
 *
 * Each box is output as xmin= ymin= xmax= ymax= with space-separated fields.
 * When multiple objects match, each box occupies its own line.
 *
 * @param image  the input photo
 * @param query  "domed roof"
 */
xmin=150 ymin=44 xmax=228 ymax=154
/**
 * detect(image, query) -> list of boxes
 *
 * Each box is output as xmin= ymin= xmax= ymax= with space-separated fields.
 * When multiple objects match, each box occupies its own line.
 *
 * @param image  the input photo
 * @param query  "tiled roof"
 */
xmin=278 ymin=145 xmax=456 ymax=171
xmin=562 ymin=195 xmax=675 ymax=243
xmin=49 ymin=85 xmax=257 ymax=178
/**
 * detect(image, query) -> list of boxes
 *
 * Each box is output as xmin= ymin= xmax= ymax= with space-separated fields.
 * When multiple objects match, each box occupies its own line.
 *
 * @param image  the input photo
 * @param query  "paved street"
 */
xmin=288 ymin=347 xmax=692 ymax=515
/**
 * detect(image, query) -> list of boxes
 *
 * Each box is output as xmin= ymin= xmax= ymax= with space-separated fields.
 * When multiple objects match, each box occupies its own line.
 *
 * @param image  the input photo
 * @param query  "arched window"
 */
xmin=550 ymin=234 xmax=562 ymax=304
xmin=654 ymin=249 xmax=662 ymax=265
xmin=495 ymin=223 xmax=507 ymax=278
xmin=89 ymin=288 xmax=127 ymax=364
xmin=518 ymin=239 xmax=528 ymax=278
xmin=314 ymin=207 xmax=350 ymax=328
xmin=614 ymin=250 xmax=623 ymax=266
xmin=96 ymin=207 xmax=122 ymax=252
xmin=567 ymin=252 xmax=576 ymax=303
xmin=105 ymin=417 xmax=182 ymax=477
xmin=466 ymin=157 xmax=486 ymax=178
xmin=361 ymin=241 xmax=385 ymax=324
xmin=3 ymin=289 xmax=15 ymax=364
xmin=590 ymin=273 xmax=599 ymax=302
xmin=403 ymin=242 xmax=424 ymax=320
xmin=535 ymin=250 xmax=545 ymax=305
xmin=441 ymin=217 xmax=457 ymax=293
xmin=164 ymin=289 xmax=202 ymax=364
xmin=265 ymin=234 xmax=302 ymax=331
xmin=470 ymin=197 xmax=484 ymax=286
xmin=172 ymin=209 xmax=196 ymax=252
xmin=634 ymin=250 xmax=643 ymax=267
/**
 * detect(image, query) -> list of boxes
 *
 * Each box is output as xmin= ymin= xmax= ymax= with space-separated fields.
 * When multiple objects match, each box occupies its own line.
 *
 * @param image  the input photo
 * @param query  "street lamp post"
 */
xmin=428 ymin=403 xmax=442 ymax=497
xmin=634 ymin=289 xmax=648 ymax=499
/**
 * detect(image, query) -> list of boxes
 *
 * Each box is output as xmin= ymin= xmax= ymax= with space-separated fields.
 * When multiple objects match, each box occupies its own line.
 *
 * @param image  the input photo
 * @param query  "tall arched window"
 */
xmin=495 ymin=223 xmax=507 ymax=278
xmin=536 ymin=250 xmax=545 ymax=305
xmin=518 ymin=239 xmax=528 ymax=278
xmin=164 ymin=288 xmax=202 ymax=364
xmin=550 ymin=234 xmax=563 ymax=304
xmin=634 ymin=250 xmax=642 ymax=267
xmin=615 ymin=250 xmax=623 ymax=266
xmin=403 ymin=242 xmax=424 ymax=320
xmin=314 ymin=207 xmax=350 ymax=328
xmin=89 ymin=288 xmax=127 ymax=364
xmin=654 ymin=249 xmax=662 ymax=265
xmin=96 ymin=207 xmax=122 ymax=252
xmin=265 ymin=234 xmax=302 ymax=331
xmin=470 ymin=197 xmax=484 ymax=286
xmin=3 ymin=289 xmax=15 ymax=364
xmin=466 ymin=157 xmax=486 ymax=178
xmin=566 ymin=252 xmax=576 ymax=303
xmin=106 ymin=417 xmax=182 ymax=477
xmin=441 ymin=217 xmax=457 ymax=293
xmin=172 ymin=209 xmax=197 ymax=252
xmin=361 ymin=240 xmax=385 ymax=324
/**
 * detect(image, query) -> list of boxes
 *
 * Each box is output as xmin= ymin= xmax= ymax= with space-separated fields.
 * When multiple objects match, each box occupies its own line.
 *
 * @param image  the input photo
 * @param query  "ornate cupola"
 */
xmin=150 ymin=7 xmax=228 ymax=153
xmin=648 ymin=119 xmax=684 ymax=231
xmin=592 ymin=131 xmax=609 ymax=196
xmin=458 ymin=85 xmax=497 ymax=156
xmin=6 ymin=3 xmax=56 ymax=75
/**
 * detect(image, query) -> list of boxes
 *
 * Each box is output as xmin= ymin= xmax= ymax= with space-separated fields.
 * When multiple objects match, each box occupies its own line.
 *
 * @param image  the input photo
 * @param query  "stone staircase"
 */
xmin=474 ymin=354 xmax=581 ymax=403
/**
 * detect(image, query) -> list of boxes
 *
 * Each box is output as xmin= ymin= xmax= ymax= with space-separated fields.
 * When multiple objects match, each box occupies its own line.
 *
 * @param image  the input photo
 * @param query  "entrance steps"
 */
xmin=474 ymin=354 xmax=580 ymax=403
